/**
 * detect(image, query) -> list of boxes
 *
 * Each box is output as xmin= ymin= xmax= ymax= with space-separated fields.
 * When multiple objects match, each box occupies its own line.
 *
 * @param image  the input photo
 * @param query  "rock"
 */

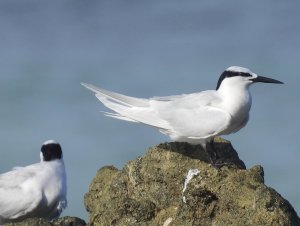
xmin=53 ymin=217 xmax=86 ymax=226
xmin=84 ymin=137 xmax=300 ymax=226
xmin=3 ymin=218 xmax=51 ymax=226
xmin=3 ymin=216 xmax=86 ymax=226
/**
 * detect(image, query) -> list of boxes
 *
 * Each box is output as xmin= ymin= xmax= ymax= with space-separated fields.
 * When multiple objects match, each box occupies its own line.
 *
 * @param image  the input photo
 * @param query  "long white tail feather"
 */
xmin=98 ymin=95 xmax=170 ymax=129
xmin=82 ymin=83 xmax=171 ymax=131
xmin=81 ymin=83 xmax=148 ymax=107
xmin=102 ymin=111 xmax=138 ymax=122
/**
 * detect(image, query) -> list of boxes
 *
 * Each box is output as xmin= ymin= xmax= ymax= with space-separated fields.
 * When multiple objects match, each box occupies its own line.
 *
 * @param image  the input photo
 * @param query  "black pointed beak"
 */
xmin=251 ymin=76 xmax=284 ymax=84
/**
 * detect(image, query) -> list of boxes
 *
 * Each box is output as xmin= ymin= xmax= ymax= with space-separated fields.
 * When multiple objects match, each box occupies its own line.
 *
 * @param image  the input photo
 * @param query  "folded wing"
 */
xmin=82 ymin=83 xmax=231 ymax=140
xmin=0 ymin=168 xmax=42 ymax=222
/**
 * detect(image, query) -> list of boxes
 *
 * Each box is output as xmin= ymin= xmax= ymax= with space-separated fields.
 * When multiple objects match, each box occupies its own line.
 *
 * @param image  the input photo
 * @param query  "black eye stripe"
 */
xmin=223 ymin=71 xmax=252 ymax=77
xmin=216 ymin=71 xmax=252 ymax=90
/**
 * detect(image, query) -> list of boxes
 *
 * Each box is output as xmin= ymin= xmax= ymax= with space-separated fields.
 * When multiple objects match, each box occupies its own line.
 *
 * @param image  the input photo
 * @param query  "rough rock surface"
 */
xmin=3 ymin=216 xmax=86 ymax=226
xmin=84 ymin=137 xmax=300 ymax=226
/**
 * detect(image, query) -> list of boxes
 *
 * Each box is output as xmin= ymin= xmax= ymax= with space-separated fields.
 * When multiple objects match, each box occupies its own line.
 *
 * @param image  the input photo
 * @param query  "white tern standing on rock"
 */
xmin=0 ymin=140 xmax=67 ymax=224
xmin=82 ymin=66 xmax=283 ymax=149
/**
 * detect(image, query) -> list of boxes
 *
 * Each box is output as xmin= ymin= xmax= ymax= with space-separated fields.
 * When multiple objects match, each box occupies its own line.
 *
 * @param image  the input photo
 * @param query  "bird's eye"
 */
xmin=240 ymin=73 xmax=251 ymax=77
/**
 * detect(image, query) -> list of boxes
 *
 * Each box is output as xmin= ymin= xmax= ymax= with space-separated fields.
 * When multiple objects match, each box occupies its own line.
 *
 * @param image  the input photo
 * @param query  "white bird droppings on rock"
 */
xmin=182 ymin=169 xmax=200 ymax=203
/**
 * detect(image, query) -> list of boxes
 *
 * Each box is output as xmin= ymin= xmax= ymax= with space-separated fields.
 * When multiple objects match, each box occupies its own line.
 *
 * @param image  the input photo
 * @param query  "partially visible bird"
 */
xmin=82 ymin=66 xmax=283 ymax=148
xmin=0 ymin=140 xmax=67 ymax=224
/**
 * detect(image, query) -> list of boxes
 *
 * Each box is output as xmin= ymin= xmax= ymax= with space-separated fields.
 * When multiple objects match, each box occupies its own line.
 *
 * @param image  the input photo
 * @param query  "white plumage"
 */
xmin=82 ymin=66 xmax=283 ymax=147
xmin=0 ymin=140 xmax=67 ymax=224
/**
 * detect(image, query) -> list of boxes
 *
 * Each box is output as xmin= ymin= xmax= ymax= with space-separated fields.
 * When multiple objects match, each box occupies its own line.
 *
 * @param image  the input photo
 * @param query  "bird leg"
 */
xmin=206 ymin=139 xmax=234 ymax=169
xmin=206 ymin=140 xmax=218 ymax=164
xmin=206 ymin=139 xmax=228 ymax=169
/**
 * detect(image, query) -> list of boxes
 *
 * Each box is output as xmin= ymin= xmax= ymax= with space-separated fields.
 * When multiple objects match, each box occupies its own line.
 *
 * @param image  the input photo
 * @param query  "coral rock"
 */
xmin=84 ymin=137 xmax=299 ymax=226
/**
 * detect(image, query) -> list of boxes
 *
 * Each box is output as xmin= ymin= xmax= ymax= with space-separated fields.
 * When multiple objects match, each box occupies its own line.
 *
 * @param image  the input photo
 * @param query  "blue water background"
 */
xmin=0 ymin=0 xmax=299 ymax=220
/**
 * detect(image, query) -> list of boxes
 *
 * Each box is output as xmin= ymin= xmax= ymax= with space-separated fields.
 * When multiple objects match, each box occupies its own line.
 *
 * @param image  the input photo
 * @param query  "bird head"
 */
xmin=40 ymin=140 xmax=63 ymax=162
xmin=216 ymin=66 xmax=283 ymax=90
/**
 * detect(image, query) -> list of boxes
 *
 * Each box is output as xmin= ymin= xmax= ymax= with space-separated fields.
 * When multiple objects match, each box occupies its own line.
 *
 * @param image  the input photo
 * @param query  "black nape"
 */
xmin=41 ymin=143 xmax=62 ymax=161
xmin=216 ymin=71 xmax=252 ymax=90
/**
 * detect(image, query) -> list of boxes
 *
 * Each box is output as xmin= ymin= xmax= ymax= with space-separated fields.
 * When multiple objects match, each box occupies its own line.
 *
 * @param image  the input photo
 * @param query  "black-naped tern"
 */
xmin=82 ymin=66 xmax=283 ymax=148
xmin=0 ymin=140 xmax=67 ymax=224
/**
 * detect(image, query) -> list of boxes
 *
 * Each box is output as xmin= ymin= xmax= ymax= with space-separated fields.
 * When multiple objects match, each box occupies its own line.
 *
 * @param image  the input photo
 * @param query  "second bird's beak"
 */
xmin=251 ymin=76 xmax=284 ymax=84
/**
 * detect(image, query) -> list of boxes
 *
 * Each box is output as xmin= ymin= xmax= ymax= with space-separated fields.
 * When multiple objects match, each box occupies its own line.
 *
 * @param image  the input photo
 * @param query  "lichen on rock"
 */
xmin=84 ymin=137 xmax=300 ymax=226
